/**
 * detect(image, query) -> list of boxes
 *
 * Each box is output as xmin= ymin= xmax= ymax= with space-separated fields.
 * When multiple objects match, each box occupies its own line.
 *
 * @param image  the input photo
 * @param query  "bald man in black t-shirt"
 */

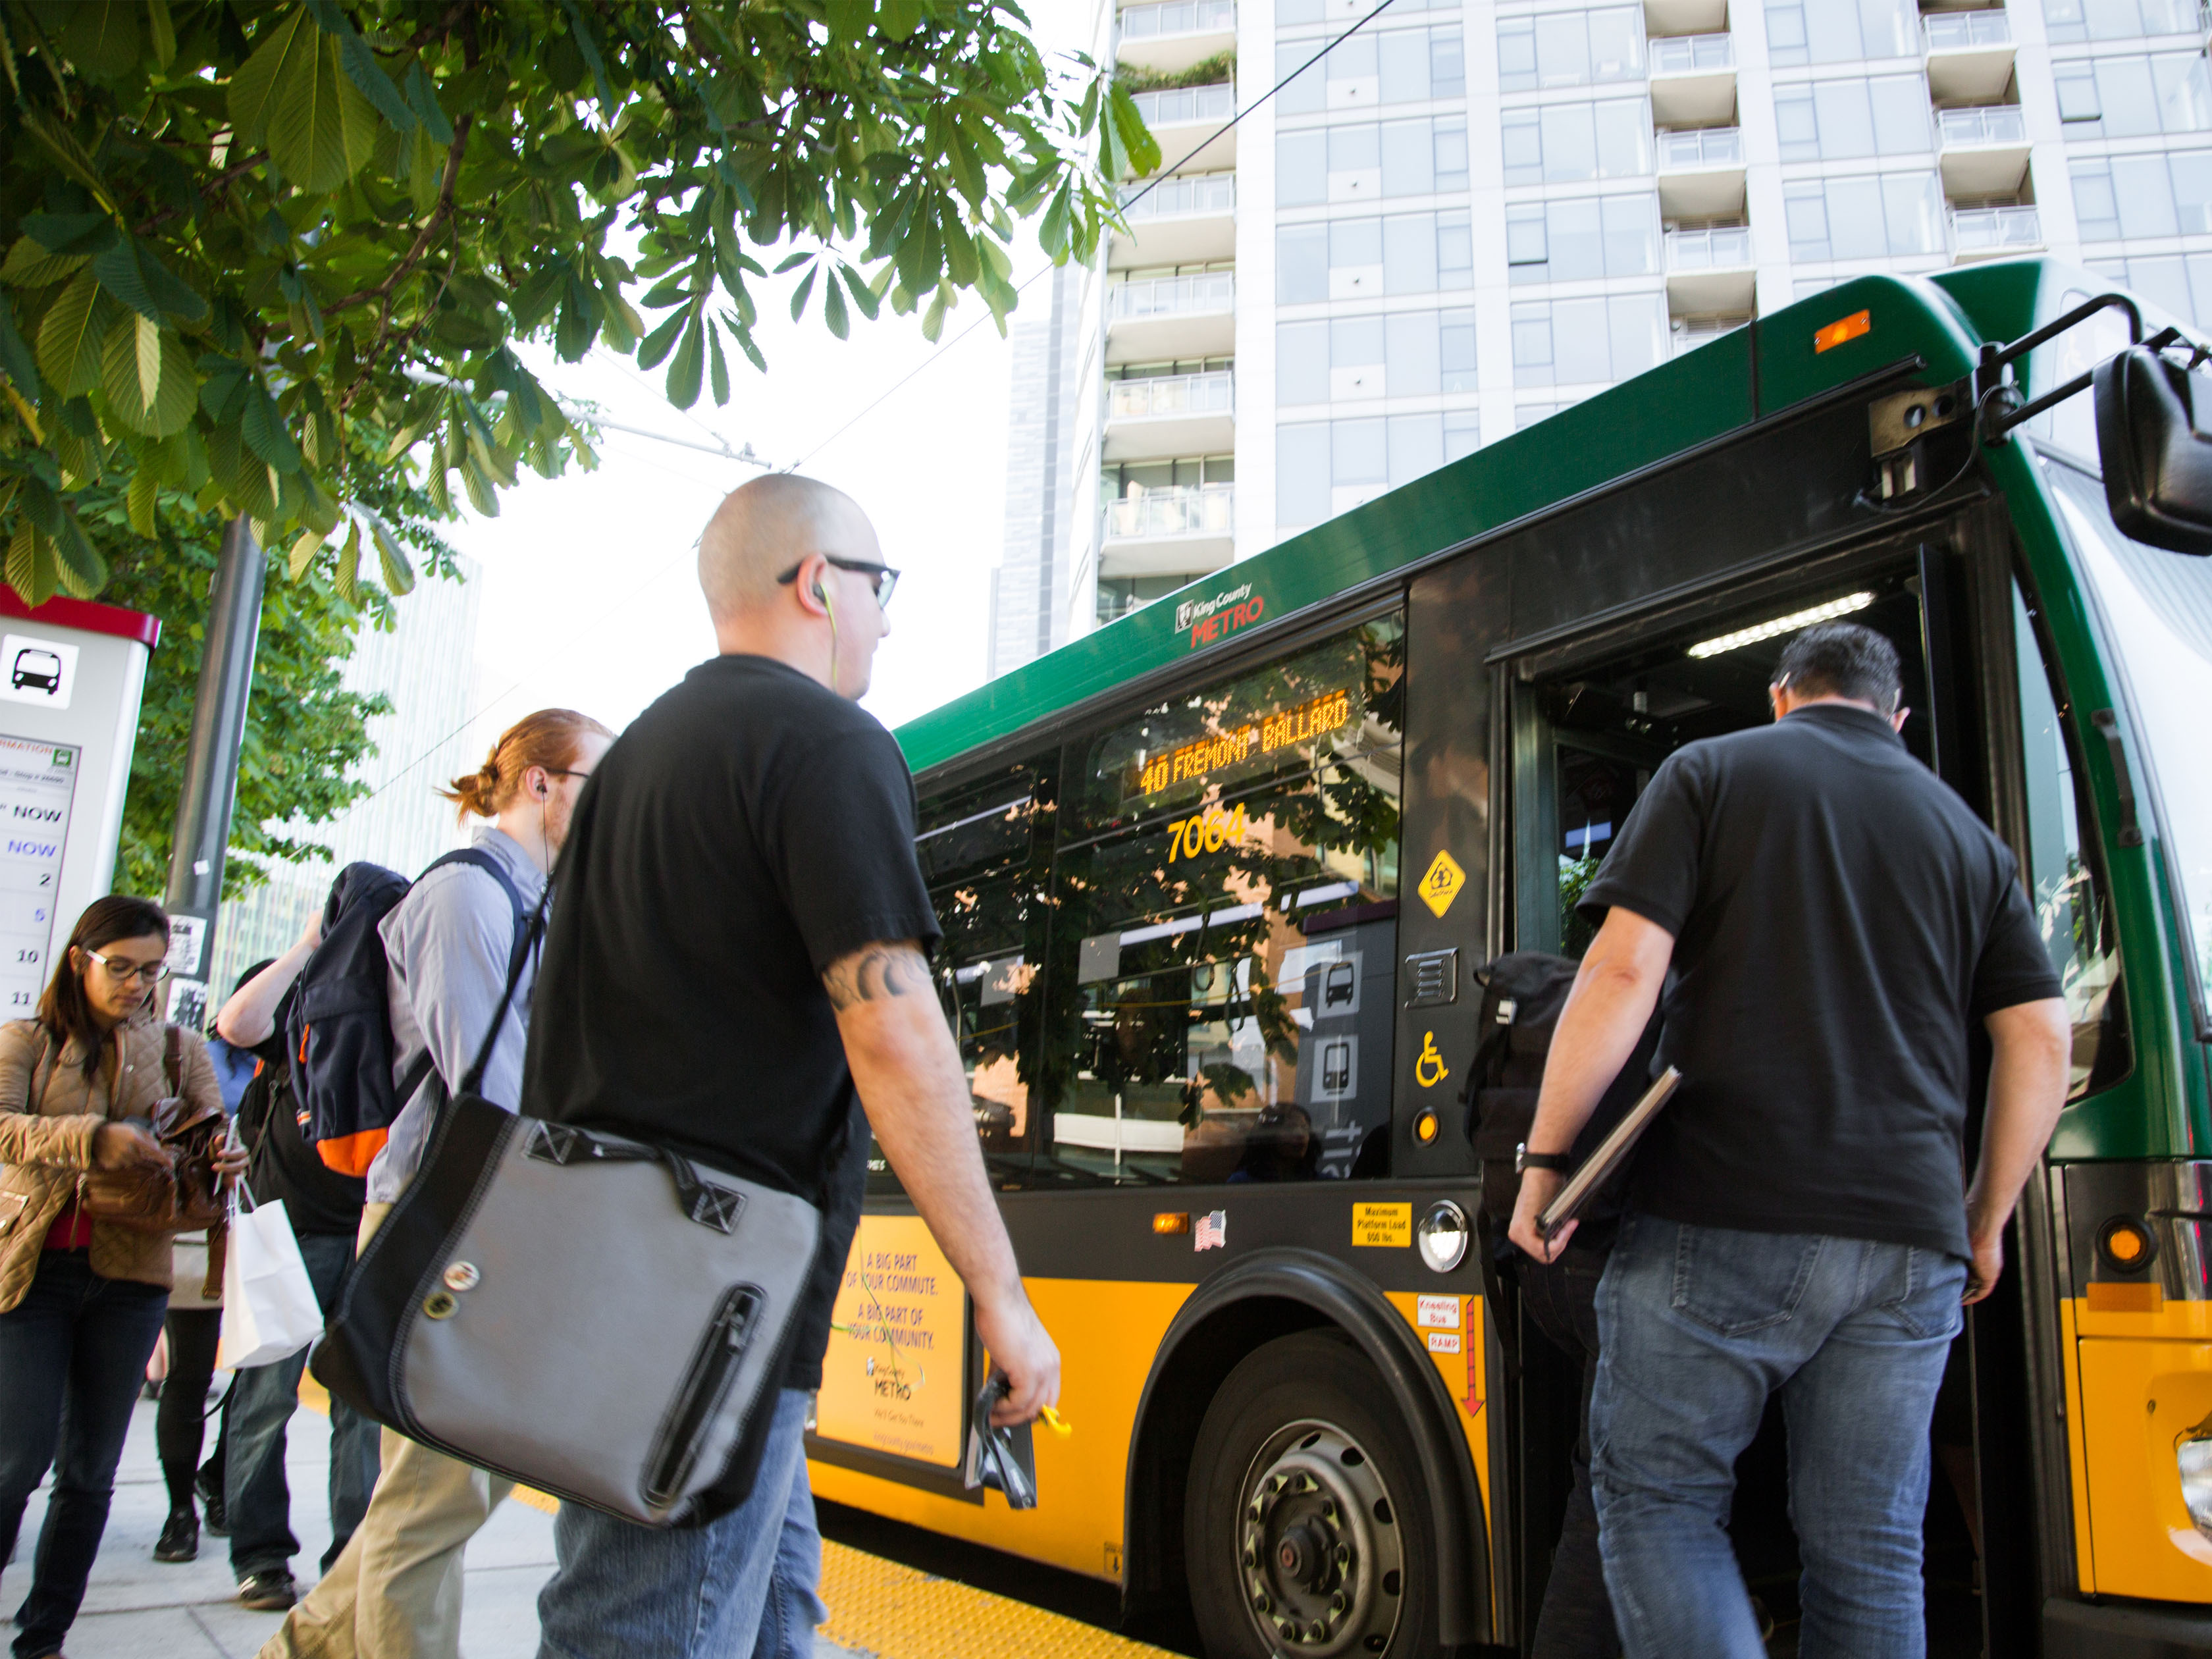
xmin=1507 ymin=621 xmax=2068 ymax=1659
xmin=526 ymin=475 xmax=1059 ymax=1659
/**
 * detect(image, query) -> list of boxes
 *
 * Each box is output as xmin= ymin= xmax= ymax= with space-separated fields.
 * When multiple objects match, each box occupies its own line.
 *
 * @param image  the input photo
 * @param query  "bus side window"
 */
xmin=2013 ymin=583 xmax=2130 ymax=1100
xmin=871 ymin=764 xmax=1054 ymax=1196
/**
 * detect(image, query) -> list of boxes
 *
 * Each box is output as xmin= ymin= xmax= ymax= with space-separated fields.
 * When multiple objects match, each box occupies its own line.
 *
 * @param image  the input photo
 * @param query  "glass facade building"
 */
xmin=984 ymin=0 xmax=2212 ymax=666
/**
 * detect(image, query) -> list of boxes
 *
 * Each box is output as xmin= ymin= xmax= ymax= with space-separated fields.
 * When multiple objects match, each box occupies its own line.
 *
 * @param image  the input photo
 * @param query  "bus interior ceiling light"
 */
xmin=1686 ymin=593 xmax=1877 ymax=660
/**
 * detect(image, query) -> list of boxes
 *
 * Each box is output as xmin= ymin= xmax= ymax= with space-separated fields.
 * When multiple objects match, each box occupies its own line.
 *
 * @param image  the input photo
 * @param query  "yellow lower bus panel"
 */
xmin=2077 ymin=1333 xmax=2212 ymax=1600
xmin=808 ymin=1277 xmax=1194 ymax=1583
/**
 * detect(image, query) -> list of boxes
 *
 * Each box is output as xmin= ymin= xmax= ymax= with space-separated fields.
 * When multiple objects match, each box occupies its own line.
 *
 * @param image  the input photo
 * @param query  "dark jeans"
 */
xmin=157 ymin=1306 xmax=222 ymax=1514
xmin=227 ymin=1230 xmax=379 ymax=1579
xmin=0 ymin=1249 xmax=169 ymax=1658
xmin=1519 ymin=1243 xmax=1620 ymax=1659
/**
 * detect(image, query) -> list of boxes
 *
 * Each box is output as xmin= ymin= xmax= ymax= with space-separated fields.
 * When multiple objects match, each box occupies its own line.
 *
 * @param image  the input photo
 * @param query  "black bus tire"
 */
xmin=1183 ymin=1329 xmax=1444 ymax=1659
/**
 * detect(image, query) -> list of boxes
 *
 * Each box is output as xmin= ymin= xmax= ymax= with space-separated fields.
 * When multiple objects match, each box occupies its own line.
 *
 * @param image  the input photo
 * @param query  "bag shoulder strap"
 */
xmin=457 ymin=877 xmax=550 ymax=1101
xmin=162 ymin=1023 xmax=183 ymax=1095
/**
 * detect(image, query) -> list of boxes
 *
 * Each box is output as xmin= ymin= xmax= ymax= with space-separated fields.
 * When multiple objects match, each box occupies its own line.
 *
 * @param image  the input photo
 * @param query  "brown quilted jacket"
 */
xmin=0 ymin=1011 xmax=222 ymax=1312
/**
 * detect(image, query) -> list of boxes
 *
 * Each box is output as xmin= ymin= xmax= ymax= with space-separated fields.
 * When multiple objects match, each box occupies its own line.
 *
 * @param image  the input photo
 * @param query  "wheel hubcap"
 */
xmin=1234 ymin=1419 xmax=1402 ymax=1656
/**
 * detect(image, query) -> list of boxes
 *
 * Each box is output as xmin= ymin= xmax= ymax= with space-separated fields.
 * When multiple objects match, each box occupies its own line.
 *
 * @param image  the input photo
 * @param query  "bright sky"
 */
xmin=434 ymin=0 xmax=1099 ymax=756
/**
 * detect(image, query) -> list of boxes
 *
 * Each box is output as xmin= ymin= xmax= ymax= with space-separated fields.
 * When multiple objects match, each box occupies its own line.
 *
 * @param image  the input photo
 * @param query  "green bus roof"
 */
xmin=895 ymin=259 xmax=2070 ymax=776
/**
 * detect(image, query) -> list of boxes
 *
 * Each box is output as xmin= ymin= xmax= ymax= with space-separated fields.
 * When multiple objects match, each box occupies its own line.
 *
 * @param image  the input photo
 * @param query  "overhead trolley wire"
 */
xmin=293 ymin=0 xmax=1406 ymax=838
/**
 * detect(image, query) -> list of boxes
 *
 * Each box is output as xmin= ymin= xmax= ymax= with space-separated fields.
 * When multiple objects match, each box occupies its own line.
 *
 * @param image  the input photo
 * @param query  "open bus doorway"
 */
xmin=1506 ymin=559 xmax=1984 ymax=1658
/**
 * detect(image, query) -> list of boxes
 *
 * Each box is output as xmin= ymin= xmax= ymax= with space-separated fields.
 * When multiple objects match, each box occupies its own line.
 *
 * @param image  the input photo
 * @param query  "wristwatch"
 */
xmin=1515 ymin=1143 xmax=1574 ymax=1175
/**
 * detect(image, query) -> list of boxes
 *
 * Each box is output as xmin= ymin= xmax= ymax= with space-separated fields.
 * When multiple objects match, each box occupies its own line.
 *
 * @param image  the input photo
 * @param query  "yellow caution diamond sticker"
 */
xmin=1417 ymin=849 xmax=1466 ymax=918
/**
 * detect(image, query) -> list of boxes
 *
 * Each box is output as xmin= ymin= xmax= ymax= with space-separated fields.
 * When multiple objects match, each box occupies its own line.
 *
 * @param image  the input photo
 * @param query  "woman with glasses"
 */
xmin=0 ymin=895 xmax=228 ymax=1659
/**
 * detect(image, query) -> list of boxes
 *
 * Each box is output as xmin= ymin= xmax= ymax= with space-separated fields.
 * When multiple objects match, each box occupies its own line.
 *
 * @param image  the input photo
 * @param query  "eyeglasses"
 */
xmin=84 ymin=950 xmax=170 ymax=987
xmin=776 ymin=556 xmax=901 ymax=610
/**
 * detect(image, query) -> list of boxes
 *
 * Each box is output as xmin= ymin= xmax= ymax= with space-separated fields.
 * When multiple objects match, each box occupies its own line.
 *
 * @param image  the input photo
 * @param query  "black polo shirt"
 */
xmin=523 ymin=655 xmax=943 ymax=1389
xmin=1579 ymin=704 xmax=2061 ymax=1258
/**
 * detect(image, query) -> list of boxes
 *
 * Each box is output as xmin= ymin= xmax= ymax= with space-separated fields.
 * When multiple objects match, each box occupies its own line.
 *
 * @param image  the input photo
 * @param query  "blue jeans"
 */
xmin=535 ymin=1388 xmax=825 ymax=1659
xmin=226 ymin=1230 xmax=381 ymax=1579
xmin=0 ymin=1250 xmax=169 ymax=1658
xmin=1590 ymin=1215 xmax=1966 ymax=1659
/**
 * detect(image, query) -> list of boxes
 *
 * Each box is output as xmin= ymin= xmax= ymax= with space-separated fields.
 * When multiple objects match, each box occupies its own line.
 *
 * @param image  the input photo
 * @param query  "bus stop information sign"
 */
xmin=0 ymin=591 xmax=158 ymax=1009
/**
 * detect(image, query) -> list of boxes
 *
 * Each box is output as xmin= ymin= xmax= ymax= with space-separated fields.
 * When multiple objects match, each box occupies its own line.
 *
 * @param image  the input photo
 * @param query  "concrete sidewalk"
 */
xmin=2 ymin=1395 xmax=868 ymax=1659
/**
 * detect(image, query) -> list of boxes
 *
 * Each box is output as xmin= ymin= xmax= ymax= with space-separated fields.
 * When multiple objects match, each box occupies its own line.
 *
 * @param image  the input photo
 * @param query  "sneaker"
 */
xmin=237 ymin=1569 xmax=298 ymax=1612
xmin=153 ymin=1509 xmax=198 ymax=1563
xmin=197 ymin=1468 xmax=228 ymax=1537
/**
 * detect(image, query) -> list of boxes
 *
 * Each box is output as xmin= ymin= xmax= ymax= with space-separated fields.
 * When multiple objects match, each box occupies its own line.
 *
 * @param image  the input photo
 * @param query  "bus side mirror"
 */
xmin=2094 ymin=346 xmax=2212 ymax=556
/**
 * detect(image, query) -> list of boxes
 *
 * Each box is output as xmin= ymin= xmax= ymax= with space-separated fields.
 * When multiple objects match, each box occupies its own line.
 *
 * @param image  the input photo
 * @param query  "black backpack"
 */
xmin=286 ymin=851 xmax=531 ymax=1179
xmin=1460 ymin=951 xmax=1662 ymax=1253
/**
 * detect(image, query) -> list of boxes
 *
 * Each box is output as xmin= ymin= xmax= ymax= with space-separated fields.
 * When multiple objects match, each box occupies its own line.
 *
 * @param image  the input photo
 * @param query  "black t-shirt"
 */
xmin=1579 ymin=704 xmax=2061 ymax=1258
xmin=523 ymin=655 xmax=943 ymax=1390
xmin=238 ymin=989 xmax=366 ymax=1238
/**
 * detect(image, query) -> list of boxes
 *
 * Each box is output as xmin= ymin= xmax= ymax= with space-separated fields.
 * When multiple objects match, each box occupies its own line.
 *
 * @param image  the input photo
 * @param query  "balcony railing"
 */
xmin=1109 ymin=272 xmax=1236 ymax=321
xmin=1105 ymin=482 xmax=1234 ymax=539
xmin=1951 ymin=203 xmax=2041 ymax=251
xmin=1666 ymin=224 xmax=1753 ymax=269
xmin=1936 ymin=104 xmax=2027 ymax=147
xmin=1656 ymin=126 xmax=1744 ymax=169
xmin=1924 ymin=9 xmax=2012 ymax=51
xmin=1121 ymin=172 xmax=1236 ymax=221
xmin=1650 ymin=33 xmax=1733 ymax=75
xmin=1119 ymin=0 xmax=1234 ymax=40
xmin=1108 ymin=370 xmax=1235 ymax=419
xmin=1130 ymin=83 xmax=1235 ymax=126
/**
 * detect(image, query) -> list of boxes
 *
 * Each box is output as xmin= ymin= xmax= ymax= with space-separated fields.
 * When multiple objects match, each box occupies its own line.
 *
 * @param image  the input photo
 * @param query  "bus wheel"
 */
xmin=1184 ymin=1330 xmax=1440 ymax=1659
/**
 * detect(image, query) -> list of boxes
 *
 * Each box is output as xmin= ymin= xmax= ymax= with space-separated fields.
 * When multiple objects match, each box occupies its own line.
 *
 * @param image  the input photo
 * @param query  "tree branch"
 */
xmin=325 ymin=114 xmax=472 ymax=318
xmin=132 ymin=150 xmax=270 ymax=237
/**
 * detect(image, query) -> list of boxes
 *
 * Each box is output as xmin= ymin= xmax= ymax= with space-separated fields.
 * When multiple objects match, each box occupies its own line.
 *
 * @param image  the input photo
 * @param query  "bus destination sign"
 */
xmin=1134 ymin=687 xmax=1354 ymax=799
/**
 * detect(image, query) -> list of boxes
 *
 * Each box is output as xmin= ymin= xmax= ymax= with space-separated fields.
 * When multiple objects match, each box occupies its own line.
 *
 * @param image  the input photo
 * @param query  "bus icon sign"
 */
xmin=0 ymin=634 xmax=78 ymax=710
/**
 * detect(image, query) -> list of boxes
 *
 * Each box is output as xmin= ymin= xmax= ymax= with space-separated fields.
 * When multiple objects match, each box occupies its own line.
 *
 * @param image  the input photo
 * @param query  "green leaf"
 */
xmin=1108 ymin=81 xmax=1163 ymax=178
xmin=824 ymin=277 xmax=849 ymax=340
xmin=789 ymin=267 xmax=816 ymax=323
xmin=51 ymin=512 xmax=106 ymax=598
xmin=664 ymin=319 xmax=704 ymax=409
xmin=365 ymin=510 xmax=415 ymax=595
xmin=0 ymin=294 xmax=41 ymax=396
xmin=636 ymin=308 xmax=686 ymax=370
xmin=840 ymin=263 xmax=883 ymax=322
xmin=228 ymin=9 xmax=318 ymax=142
xmin=554 ymin=0 xmax=617 ymax=111
xmin=20 ymin=215 xmax=118 ymax=260
xmin=147 ymin=0 xmax=176 ymax=70
xmin=706 ymin=325 xmax=730 ymax=406
xmin=0 ymin=240 xmax=85 ymax=290
xmin=232 ymin=9 xmax=381 ymax=194
xmin=459 ymin=453 xmax=498 ymax=515
xmin=100 ymin=317 xmax=196 ymax=438
xmin=301 ymin=0 xmax=417 ymax=133
xmin=7 ymin=521 xmax=52 ymax=606
xmin=90 ymin=238 xmax=209 ymax=325
xmin=36 ymin=272 xmax=109 ymax=399
xmin=126 ymin=468 xmax=159 ymax=537
xmin=403 ymin=62 xmax=455 ymax=144
xmin=287 ymin=525 xmax=327 ymax=578
xmin=332 ymin=518 xmax=361 ymax=603
xmin=242 ymin=388 xmax=303 ymax=474
xmin=55 ymin=1 xmax=141 ymax=79
xmin=921 ymin=286 xmax=949 ymax=342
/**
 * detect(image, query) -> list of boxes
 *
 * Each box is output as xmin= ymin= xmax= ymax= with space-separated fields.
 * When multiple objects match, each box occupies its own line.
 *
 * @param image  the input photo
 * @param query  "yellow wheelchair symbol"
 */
xmin=1415 ymin=1031 xmax=1450 ymax=1089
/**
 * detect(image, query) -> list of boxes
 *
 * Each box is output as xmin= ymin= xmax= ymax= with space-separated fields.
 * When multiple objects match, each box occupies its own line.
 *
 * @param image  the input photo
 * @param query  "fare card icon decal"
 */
xmin=1417 ymin=849 xmax=1466 ymax=918
xmin=1195 ymin=1209 xmax=1227 ymax=1251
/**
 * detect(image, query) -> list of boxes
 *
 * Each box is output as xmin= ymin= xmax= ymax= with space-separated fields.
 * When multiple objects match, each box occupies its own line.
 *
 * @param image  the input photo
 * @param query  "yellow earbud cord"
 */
xmin=819 ymin=572 xmax=839 ymax=698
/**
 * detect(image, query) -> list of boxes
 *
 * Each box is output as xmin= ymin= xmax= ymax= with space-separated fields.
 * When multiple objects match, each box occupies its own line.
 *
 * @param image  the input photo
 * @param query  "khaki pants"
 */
xmin=257 ymin=1203 xmax=515 ymax=1659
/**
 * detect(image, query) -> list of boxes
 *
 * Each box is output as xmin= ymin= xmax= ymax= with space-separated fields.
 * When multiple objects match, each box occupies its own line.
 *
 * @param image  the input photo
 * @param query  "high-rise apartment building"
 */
xmin=207 ymin=556 xmax=483 ymax=996
xmin=988 ymin=0 xmax=2212 ymax=669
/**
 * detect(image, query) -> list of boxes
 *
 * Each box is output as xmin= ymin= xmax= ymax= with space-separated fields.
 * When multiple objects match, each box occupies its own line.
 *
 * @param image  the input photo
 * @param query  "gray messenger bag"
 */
xmin=313 ymin=898 xmax=822 ymax=1527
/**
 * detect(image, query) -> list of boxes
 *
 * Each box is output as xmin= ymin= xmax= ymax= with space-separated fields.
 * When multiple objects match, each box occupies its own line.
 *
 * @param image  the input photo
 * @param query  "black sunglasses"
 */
xmin=776 ymin=555 xmax=900 ymax=609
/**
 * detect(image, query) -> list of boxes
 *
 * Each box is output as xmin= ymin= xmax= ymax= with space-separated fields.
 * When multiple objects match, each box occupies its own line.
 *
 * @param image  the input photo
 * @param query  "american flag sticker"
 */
xmin=1194 ymin=1209 xmax=1228 ymax=1251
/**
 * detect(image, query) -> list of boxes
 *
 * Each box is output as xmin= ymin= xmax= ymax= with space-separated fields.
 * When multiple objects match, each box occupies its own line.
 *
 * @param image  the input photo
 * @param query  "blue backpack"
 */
xmin=287 ymin=851 xmax=531 ymax=1178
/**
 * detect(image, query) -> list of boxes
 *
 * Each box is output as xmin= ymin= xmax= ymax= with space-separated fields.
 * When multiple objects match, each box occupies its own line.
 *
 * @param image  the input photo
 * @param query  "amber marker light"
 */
xmin=1814 ymin=309 xmax=1872 ymax=353
xmin=1154 ymin=1212 xmax=1190 ymax=1234
xmin=1415 ymin=1110 xmax=1440 ymax=1144
xmin=2097 ymin=1215 xmax=2157 ymax=1273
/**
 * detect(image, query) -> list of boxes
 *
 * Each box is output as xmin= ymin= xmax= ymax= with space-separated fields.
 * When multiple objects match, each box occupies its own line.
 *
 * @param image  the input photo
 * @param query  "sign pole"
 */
xmin=161 ymin=516 xmax=263 ymax=1030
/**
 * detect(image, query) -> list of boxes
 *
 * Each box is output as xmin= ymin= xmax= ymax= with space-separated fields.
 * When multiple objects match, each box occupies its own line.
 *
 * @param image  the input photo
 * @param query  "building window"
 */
xmin=2086 ymin=252 xmax=2212 ymax=327
xmin=1277 ymin=413 xmax=1483 ymax=525
xmin=1764 ymin=0 xmax=1918 ymax=66
xmin=1506 ymin=194 xmax=1661 ymax=284
xmin=1772 ymin=75 xmax=1932 ymax=161
xmin=2053 ymin=53 xmax=2212 ymax=138
xmin=1277 ymin=307 xmax=1479 ymax=406
xmin=2070 ymin=150 xmax=2212 ymax=239
xmin=1496 ymin=7 xmax=1645 ymax=93
xmin=1510 ymin=293 xmax=1670 ymax=386
xmin=1500 ymin=99 xmax=1653 ymax=185
xmin=1277 ymin=211 xmax=1475 ymax=303
xmin=1278 ymin=116 xmax=1469 ymax=207
xmin=1781 ymin=172 xmax=1947 ymax=261
xmin=1276 ymin=26 xmax=1463 ymax=113
xmin=2042 ymin=0 xmax=2205 ymax=43
xmin=1279 ymin=0 xmax=1450 ymax=27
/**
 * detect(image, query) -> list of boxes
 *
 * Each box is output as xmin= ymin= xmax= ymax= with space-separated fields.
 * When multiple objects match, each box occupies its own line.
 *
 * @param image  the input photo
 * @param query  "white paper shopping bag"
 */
xmin=218 ymin=1194 xmax=324 ymax=1369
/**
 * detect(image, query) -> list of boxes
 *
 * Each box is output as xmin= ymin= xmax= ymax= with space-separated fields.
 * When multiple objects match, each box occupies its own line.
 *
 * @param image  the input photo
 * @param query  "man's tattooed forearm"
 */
xmin=824 ymin=943 xmax=930 ymax=1010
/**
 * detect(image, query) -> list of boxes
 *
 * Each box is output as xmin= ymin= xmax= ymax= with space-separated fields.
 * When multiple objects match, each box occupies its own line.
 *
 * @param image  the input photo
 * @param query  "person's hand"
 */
xmin=974 ymin=1286 xmax=1061 ymax=1425
xmin=211 ymin=1138 xmax=248 ymax=1186
xmin=1507 ymin=1168 xmax=1575 ymax=1263
xmin=93 ymin=1120 xmax=170 ymax=1171
xmin=1964 ymin=1221 xmax=2005 ymax=1305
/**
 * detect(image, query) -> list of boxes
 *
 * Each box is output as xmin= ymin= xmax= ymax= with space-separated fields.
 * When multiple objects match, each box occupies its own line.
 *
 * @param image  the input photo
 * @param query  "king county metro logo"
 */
xmin=1175 ymin=583 xmax=1264 ymax=649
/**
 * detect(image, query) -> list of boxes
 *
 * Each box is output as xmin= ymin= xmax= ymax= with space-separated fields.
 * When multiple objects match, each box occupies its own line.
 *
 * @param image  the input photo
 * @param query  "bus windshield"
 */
xmin=2042 ymin=455 xmax=2212 ymax=1021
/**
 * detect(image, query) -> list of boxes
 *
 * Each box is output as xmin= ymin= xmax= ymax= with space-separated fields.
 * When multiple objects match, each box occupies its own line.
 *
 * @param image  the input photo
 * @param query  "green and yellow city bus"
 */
xmin=803 ymin=258 xmax=2212 ymax=1658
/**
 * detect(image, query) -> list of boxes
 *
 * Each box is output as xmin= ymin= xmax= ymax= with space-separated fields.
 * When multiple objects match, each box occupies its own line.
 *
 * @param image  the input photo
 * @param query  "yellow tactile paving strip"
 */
xmin=298 ymin=1376 xmax=1168 ymax=1656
